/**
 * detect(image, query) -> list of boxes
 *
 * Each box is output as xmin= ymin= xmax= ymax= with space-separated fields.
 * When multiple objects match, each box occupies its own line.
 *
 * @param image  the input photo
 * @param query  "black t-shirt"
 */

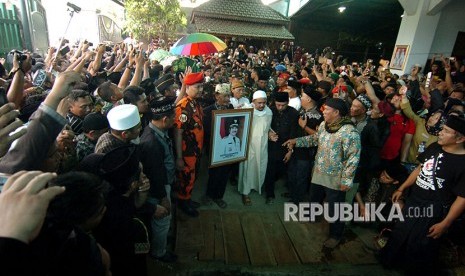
xmin=268 ymin=106 xmax=299 ymax=160
xmin=413 ymin=142 xmax=465 ymax=205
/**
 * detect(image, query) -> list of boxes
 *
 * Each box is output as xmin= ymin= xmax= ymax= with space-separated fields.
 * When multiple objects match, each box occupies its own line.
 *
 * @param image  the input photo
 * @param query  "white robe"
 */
xmin=238 ymin=106 xmax=273 ymax=195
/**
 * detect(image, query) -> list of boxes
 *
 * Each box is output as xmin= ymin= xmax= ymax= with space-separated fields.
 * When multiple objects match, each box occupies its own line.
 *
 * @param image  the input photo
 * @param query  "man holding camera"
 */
xmin=6 ymin=51 xmax=33 ymax=109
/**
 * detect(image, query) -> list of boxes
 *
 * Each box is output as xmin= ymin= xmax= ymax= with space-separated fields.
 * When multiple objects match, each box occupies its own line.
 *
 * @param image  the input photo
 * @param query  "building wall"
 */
xmin=429 ymin=0 xmax=465 ymax=57
xmin=41 ymin=0 xmax=124 ymax=45
xmin=269 ymin=0 xmax=309 ymax=17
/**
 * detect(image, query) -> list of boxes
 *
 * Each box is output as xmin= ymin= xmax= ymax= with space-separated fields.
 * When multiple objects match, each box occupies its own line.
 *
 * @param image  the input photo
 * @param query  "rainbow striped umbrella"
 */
xmin=170 ymin=33 xmax=227 ymax=56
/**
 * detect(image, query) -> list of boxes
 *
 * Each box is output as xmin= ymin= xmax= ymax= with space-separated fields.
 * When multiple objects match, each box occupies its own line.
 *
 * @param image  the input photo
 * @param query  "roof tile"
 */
xmin=193 ymin=0 xmax=289 ymax=24
xmin=194 ymin=17 xmax=294 ymax=40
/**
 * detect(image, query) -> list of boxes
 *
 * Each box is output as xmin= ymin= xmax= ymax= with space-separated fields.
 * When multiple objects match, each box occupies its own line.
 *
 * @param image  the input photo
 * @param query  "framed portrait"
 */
xmin=390 ymin=45 xmax=409 ymax=70
xmin=209 ymin=108 xmax=254 ymax=168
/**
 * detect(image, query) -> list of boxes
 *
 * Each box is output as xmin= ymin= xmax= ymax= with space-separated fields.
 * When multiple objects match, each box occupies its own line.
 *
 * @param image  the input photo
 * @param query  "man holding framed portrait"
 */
xmin=202 ymin=83 xmax=235 ymax=208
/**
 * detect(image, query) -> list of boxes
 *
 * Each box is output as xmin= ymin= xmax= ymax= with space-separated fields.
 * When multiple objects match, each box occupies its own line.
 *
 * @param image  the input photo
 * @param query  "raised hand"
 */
xmin=0 ymin=103 xmax=27 ymax=157
xmin=0 ymin=171 xmax=64 ymax=243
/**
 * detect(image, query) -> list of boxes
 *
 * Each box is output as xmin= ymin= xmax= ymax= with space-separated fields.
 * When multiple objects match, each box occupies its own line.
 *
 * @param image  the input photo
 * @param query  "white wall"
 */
xmin=429 ymin=0 xmax=465 ymax=56
xmin=269 ymin=0 xmax=309 ymax=17
xmin=41 ymin=0 xmax=124 ymax=46
xmin=392 ymin=0 xmax=465 ymax=75
xmin=391 ymin=0 xmax=441 ymax=75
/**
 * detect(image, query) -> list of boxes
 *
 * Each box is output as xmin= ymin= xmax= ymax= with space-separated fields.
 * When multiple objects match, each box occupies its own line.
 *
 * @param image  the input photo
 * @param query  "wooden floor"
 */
xmin=175 ymin=209 xmax=378 ymax=266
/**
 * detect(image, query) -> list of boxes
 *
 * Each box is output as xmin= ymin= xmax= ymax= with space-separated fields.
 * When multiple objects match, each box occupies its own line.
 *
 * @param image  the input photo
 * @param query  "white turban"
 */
xmin=252 ymin=90 xmax=267 ymax=100
xmin=107 ymin=104 xmax=140 ymax=131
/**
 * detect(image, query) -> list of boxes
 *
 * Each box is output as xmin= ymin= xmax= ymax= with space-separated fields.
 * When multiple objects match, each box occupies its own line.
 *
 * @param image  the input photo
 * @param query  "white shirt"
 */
xmin=288 ymin=97 xmax=301 ymax=111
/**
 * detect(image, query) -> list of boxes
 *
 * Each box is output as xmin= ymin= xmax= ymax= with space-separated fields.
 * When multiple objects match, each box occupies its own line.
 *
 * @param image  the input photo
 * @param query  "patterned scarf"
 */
xmin=325 ymin=116 xmax=354 ymax=133
xmin=425 ymin=111 xmax=445 ymax=136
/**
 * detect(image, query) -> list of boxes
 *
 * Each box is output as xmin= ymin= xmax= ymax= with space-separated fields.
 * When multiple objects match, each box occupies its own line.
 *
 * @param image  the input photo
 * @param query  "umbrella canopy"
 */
xmin=159 ymin=55 xmax=178 ymax=68
xmin=149 ymin=49 xmax=172 ymax=62
xmin=170 ymin=33 xmax=227 ymax=56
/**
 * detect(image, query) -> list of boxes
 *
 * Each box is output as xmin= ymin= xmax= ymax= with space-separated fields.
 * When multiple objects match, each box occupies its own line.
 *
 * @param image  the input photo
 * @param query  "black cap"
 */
xmin=82 ymin=112 xmax=109 ymax=133
xmin=100 ymin=145 xmax=141 ymax=193
xmin=149 ymin=96 xmax=176 ymax=116
xmin=154 ymin=73 xmax=175 ymax=93
xmin=303 ymin=86 xmax=322 ymax=102
xmin=274 ymin=92 xmax=289 ymax=102
xmin=446 ymin=115 xmax=465 ymax=135
xmin=325 ymin=98 xmax=349 ymax=117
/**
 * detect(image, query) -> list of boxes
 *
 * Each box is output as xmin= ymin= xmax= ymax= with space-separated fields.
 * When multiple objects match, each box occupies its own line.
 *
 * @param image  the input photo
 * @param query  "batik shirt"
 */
xmin=295 ymin=121 xmax=361 ymax=189
xmin=75 ymin=133 xmax=96 ymax=162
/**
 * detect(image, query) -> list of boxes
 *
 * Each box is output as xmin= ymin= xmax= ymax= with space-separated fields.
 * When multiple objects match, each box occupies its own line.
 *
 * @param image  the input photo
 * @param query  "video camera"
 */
xmin=6 ymin=50 xmax=36 ymax=66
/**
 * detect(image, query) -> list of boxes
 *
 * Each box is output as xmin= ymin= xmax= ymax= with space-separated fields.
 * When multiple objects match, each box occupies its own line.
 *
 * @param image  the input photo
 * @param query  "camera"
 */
xmin=59 ymin=45 xmax=70 ymax=56
xmin=105 ymin=45 xmax=112 ymax=52
xmin=6 ymin=50 xmax=36 ymax=66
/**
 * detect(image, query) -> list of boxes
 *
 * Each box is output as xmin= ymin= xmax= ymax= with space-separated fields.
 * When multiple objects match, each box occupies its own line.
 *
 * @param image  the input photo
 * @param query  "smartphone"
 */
xmin=326 ymin=59 xmax=332 ymax=65
xmin=425 ymin=72 xmax=432 ymax=88
xmin=59 ymin=45 xmax=70 ymax=56
xmin=449 ymin=57 xmax=456 ymax=61
xmin=367 ymin=59 xmax=373 ymax=63
xmin=33 ymin=69 xmax=47 ymax=87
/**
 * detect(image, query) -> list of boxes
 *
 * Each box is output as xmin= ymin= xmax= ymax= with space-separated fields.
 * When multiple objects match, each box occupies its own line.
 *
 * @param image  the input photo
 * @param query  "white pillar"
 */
xmin=391 ymin=0 xmax=442 ymax=75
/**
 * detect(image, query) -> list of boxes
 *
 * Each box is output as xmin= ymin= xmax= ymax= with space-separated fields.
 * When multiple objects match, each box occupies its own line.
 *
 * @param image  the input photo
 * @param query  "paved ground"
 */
xmin=146 ymin=155 xmax=464 ymax=275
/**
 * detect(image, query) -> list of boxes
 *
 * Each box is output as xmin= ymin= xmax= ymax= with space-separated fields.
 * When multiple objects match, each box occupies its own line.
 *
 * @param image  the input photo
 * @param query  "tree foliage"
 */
xmin=124 ymin=0 xmax=187 ymax=42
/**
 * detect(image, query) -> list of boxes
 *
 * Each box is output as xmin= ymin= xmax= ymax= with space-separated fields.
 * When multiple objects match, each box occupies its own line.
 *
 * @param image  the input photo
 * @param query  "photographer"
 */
xmin=7 ymin=52 xmax=33 ymax=108
xmin=0 ymin=71 xmax=81 ymax=174
xmin=235 ymin=44 xmax=248 ymax=63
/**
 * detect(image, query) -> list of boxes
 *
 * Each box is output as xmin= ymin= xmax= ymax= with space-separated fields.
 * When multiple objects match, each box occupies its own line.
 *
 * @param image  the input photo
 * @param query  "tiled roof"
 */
xmin=192 ymin=0 xmax=289 ymax=24
xmin=194 ymin=17 xmax=294 ymax=40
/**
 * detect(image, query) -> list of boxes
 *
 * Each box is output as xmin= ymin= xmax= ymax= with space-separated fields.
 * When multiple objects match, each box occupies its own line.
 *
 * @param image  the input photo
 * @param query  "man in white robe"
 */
xmin=238 ymin=90 xmax=273 ymax=205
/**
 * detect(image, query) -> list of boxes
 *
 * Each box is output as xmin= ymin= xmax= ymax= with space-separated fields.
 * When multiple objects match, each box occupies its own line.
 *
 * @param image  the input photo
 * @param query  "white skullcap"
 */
xmin=107 ymin=104 xmax=140 ymax=131
xmin=252 ymin=90 xmax=267 ymax=100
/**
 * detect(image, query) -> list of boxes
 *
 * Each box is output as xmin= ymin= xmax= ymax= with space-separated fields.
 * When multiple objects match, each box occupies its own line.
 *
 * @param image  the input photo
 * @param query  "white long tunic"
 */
xmin=238 ymin=106 xmax=273 ymax=195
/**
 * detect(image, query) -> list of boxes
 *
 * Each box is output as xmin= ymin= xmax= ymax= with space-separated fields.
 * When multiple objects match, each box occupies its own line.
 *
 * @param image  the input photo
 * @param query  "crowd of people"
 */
xmin=0 ymin=36 xmax=464 ymax=275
